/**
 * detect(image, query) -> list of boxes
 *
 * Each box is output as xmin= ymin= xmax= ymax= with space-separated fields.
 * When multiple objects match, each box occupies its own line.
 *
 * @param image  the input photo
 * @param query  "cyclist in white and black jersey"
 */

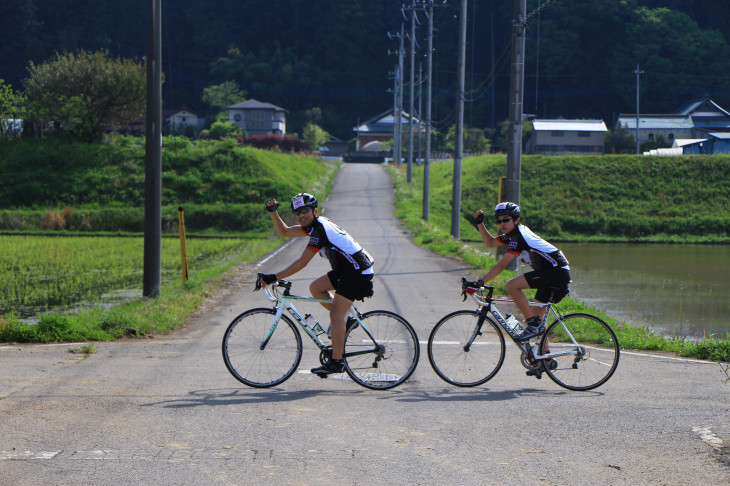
xmin=258 ymin=193 xmax=374 ymax=376
xmin=470 ymin=202 xmax=571 ymax=341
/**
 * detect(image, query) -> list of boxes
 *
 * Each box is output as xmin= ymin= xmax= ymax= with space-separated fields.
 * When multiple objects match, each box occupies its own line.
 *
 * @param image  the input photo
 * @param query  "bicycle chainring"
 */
xmin=319 ymin=346 xmax=333 ymax=366
xmin=520 ymin=351 xmax=542 ymax=371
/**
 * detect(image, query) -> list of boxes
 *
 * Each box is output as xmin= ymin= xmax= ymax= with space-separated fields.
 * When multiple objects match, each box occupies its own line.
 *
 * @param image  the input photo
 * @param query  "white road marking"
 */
xmin=693 ymin=426 xmax=725 ymax=450
xmin=255 ymin=239 xmax=295 ymax=268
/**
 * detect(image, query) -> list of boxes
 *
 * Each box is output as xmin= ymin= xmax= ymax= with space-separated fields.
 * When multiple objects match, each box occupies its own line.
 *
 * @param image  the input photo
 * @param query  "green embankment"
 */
xmin=397 ymin=154 xmax=730 ymax=243
xmin=0 ymin=137 xmax=339 ymax=342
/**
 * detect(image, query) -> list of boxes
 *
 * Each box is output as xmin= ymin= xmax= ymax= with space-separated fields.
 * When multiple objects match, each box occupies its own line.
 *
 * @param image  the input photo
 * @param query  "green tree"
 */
xmin=199 ymin=121 xmax=243 ymax=140
xmin=23 ymin=50 xmax=145 ymax=142
xmin=202 ymin=80 xmax=246 ymax=122
xmin=604 ymin=126 xmax=636 ymax=154
xmin=0 ymin=79 xmax=25 ymax=140
xmin=302 ymin=122 xmax=329 ymax=152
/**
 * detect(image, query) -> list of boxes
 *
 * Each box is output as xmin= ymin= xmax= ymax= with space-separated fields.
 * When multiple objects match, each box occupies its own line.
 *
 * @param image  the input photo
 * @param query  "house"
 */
xmin=526 ymin=119 xmax=608 ymax=155
xmin=164 ymin=105 xmax=202 ymax=136
xmin=319 ymin=135 xmax=348 ymax=157
xmin=680 ymin=133 xmax=730 ymax=155
xmin=227 ymin=99 xmax=287 ymax=136
xmin=616 ymin=98 xmax=730 ymax=147
xmin=352 ymin=108 xmax=425 ymax=151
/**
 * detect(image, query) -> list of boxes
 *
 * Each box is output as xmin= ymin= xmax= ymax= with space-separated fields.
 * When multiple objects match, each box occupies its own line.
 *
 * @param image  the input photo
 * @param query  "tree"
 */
xmin=604 ymin=126 xmax=636 ymax=154
xmin=202 ymin=80 xmax=246 ymax=121
xmin=0 ymin=79 xmax=25 ymax=140
xmin=22 ymin=50 xmax=145 ymax=142
xmin=199 ymin=121 xmax=243 ymax=140
xmin=302 ymin=122 xmax=329 ymax=152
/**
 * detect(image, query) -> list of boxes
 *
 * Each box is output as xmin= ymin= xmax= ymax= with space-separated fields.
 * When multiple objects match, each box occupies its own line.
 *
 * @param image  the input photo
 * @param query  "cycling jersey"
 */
xmin=498 ymin=225 xmax=569 ymax=270
xmin=304 ymin=216 xmax=374 ymax=274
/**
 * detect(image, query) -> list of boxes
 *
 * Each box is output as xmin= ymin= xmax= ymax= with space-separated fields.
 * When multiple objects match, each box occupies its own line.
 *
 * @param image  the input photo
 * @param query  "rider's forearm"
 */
xmin=478 ymin=223 xmax=500 ymax=248
xmin=269 ymin=211 xmax=291 ymax=236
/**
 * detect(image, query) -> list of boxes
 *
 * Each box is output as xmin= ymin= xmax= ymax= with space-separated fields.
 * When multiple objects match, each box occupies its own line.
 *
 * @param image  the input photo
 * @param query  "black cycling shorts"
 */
xmin=327 ymin=269 xmax=374 ymax=302
xmin=524 ymin=268 xmax=571 ymax=303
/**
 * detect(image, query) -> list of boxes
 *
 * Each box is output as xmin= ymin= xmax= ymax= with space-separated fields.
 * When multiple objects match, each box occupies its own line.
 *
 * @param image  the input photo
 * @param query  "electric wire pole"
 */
xmin=406 ymin=1 xmax=417 ymax=182
xmin=450 ymin=0 xmax=467 ymax=239
xmin=422 ymin=0 xmax=435 ymax=221
xmin=143 ymin=0 xmax=162 ymax=298
xmin=634 ymin=64 xmax=644 ymax=154
xmin=505 ymin=0 xmax=526 ymax=210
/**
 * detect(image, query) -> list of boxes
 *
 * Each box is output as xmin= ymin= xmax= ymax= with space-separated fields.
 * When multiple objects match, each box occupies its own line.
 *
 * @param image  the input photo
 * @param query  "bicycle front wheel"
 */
xmin=222 ymin=308 xmax=302 ymax=388
xmin=428 ymin=310 xmax=505 ymax=387
xmin=344 ymin=310 xmax=420 ymax=390
xmin=540 ymin=313 xmax=620 ymax=391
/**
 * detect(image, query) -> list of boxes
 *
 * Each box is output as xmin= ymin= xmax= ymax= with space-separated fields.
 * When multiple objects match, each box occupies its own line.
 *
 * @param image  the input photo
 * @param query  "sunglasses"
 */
xmin=293 ymin=207 xmax=312 ymax=216
xmin=495 ymin=217 xmax=513 ymax=224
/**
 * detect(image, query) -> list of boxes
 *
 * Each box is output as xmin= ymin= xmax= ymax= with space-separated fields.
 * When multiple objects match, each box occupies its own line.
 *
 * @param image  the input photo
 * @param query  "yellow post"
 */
xmin=178 ymin=207 xmax=189 ymax=283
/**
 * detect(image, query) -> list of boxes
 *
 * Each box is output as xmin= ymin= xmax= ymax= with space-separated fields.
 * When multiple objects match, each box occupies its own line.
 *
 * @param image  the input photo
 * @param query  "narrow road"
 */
xmin=1 ymin=163 xmax=728 ymax=485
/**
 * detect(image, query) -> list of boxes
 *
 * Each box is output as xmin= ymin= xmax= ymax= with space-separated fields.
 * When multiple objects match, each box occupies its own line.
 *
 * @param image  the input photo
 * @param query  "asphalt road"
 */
xmin=1 ymin=163 xmax=728 ymax=485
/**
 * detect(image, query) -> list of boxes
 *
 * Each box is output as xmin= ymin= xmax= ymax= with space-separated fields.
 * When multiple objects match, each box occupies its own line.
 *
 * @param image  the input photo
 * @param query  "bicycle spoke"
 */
xmin=427 ymin=310 xmax=505 ymax=387
xmin=222 ymin=309 xmax=302 ymax=388
xmin=344 ymin=311 xmax=419 ymax=390
xmin=540 ymin=313 xmax=619 ymax=391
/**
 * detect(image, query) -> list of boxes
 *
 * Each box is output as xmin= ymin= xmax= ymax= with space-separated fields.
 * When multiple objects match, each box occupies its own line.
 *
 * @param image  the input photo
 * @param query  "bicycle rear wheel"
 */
xmin=539 ymin=313 xmax=620 ymax=391
xmin=344 ymin=310 xmax=420 ymax=390
xmin=222 ymin=308 xmax=302 ymax=388
xmin=428 ymin=310 xmax=505 ymax=387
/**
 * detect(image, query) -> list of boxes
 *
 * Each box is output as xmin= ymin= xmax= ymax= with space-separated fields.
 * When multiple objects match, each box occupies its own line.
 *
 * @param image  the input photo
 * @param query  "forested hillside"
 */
xmin=2 ymin=1 xmax=730 ymax=139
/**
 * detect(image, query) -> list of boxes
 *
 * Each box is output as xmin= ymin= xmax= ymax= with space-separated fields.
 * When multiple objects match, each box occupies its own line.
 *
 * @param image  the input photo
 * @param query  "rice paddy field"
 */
xmin=1 ymin=234 xmax=270 ymax=321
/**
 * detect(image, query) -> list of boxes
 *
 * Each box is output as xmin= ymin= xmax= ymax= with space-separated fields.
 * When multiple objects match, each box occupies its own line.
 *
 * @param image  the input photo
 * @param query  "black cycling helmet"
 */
xmin=494 ymin=202 xmax=520 ymax=219
xmin=290 ymin=193 xmax=318 ymax=211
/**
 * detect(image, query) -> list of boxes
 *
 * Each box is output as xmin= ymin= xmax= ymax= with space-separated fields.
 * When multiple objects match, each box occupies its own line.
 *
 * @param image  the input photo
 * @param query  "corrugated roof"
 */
xmin=532 ymin=119 xmax=607 ymax=132
xmin=227 ymin=99 xmax=287 ymax=112
xmin=616 ymin=115 xmax=694 ymax=130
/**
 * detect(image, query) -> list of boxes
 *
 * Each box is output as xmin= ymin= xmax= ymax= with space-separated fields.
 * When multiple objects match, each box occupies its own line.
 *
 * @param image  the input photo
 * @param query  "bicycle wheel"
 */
xmin=344 ymin=310 xmax=420 ymax=390
xmin=539 ymin=313 xmax=620 ymax=391
xmin=428 ymin=310 xmax=505 ymax=387
xmin=222 ymin=308 xmax=302 ymax=388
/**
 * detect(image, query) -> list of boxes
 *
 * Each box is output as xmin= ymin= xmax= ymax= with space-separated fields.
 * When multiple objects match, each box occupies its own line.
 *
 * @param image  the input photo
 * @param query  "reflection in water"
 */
xmin=467 ymin=242 xmax=730 ymax=339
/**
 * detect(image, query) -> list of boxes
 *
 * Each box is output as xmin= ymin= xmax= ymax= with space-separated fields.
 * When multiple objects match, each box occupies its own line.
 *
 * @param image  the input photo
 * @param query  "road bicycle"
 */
xmin=222 ymin=276 xmax=420 ymax=390
xmin=427 ymin=278 xmax=620 ymax=391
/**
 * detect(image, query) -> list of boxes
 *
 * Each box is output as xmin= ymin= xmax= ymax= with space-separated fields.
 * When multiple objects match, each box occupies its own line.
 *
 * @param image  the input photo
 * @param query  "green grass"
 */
xmin=389 ymin=162 xmax=730 ymax=362
xmin=0 ymin=236 xmax=283 ymax=343
xmin=404 ymin=153 xmax=730 ymax=242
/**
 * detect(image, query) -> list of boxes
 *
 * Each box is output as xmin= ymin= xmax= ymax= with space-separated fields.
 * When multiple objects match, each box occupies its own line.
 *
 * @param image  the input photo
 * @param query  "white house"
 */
xmin=526 ymin=119 xmax=608 ymax=155
xmin=164 ymin=105 xmax=202 ymax=136
xmin=227 ymin=99 xmax=287 ymax=136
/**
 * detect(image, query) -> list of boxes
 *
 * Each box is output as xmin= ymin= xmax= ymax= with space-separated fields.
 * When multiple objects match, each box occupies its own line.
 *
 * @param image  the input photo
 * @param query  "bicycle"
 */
xmin=222 ymin=276 xmax=420 ymax=390
xmin=427 ymin=278 xmax=620 ymax=391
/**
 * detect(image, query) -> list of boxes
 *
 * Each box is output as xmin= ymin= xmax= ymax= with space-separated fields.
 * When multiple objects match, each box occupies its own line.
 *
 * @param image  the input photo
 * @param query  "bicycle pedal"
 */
xmin=526 ymin=370 xmax=542 ymax=379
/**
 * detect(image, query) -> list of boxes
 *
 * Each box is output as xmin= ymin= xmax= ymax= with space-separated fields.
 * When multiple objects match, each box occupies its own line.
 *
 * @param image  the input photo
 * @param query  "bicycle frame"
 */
xmin=259 ymin=281 xmax=378 ymax=360
xmin=467 ymin=286 xmax=583 ymax=363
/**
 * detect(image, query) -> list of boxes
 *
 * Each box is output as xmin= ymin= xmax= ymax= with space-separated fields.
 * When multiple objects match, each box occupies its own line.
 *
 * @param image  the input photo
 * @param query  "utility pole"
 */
xmin=388 ymin=27 xmax=405 ymax=165
xmin=505 ymin=0 xmax=526 ymax=209
xmin=450 ymin=0 xmax=467 ymax=239
xmin=634 ymin=64 xmax=644 ymax=154
xmin=143 ymin=0 xmax=162 ymax=298
xmin=422 ymin=0 xmax=435 ymax=221
xmin=407 ymin=0 xmax=417 ymax=182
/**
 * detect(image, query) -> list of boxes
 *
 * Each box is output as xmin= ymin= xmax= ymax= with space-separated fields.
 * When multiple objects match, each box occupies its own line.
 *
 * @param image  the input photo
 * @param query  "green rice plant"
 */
xmin=0 ymin=235 xmax=274 ymax=319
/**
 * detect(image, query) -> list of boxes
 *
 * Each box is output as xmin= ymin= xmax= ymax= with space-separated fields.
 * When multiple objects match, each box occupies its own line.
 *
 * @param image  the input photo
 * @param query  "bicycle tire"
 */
xmin=539 ymin=313 xmax=620 ymax=391
xmin=344 ymin=310 xmax=420 ymax=390
xmin=222 ymin=308 xmax=303 ymax=388
xmin=427 ymin=310 xmax=505 ymax=387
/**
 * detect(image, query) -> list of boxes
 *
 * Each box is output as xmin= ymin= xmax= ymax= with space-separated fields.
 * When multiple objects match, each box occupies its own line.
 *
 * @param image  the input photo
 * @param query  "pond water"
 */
xmin=467 ymin=242 xmax=730 ymax=340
